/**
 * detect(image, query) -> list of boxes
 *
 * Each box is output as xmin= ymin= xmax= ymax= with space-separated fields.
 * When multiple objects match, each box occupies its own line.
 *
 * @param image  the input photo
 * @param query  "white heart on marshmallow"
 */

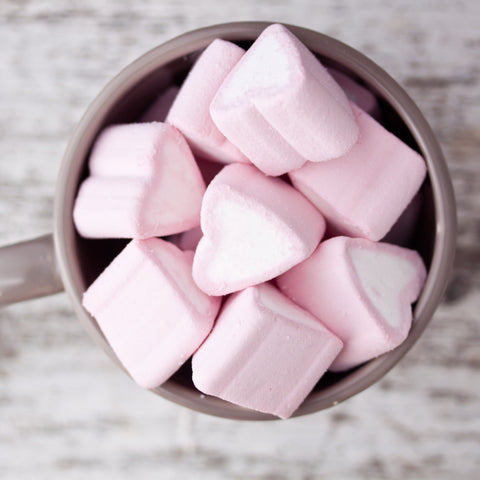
xmin=192 ymin=163 xmax=326 ymax=296
xmin=210 ymin=24 xmax=359 ymax=176
xmin=277 ymin=236 xmax=427 ymax=371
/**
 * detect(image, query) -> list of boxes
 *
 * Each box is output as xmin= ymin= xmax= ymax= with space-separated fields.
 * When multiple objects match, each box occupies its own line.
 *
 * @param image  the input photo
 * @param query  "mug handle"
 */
xmin=0 ymin=234 xmax=64 ymax=306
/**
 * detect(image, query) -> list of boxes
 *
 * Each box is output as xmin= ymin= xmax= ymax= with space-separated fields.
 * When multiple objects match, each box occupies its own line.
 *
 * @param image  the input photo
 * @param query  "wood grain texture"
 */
xmin=1 ymin=1 xmax=479 ymax=478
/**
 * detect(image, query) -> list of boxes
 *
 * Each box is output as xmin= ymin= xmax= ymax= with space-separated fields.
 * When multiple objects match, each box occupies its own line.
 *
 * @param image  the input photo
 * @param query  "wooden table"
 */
xmin=1 ymin=1 xmax=479 ymax=478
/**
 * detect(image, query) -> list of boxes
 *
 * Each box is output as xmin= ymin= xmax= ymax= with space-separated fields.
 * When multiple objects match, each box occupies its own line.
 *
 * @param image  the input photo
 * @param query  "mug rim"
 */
xmin=53 ymin=21 xmax=457 ymax=420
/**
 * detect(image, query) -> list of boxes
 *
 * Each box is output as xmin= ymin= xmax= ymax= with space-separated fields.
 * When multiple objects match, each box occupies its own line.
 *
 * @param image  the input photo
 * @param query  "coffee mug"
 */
xmin=0 ymin=22 xmax=456 ymax=420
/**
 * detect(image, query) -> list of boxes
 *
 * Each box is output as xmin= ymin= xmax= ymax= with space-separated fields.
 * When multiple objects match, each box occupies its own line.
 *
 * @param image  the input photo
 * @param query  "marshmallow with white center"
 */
xmin=166 ymin=39 xmax=249 ymax=165
xmin=327 ymin=67 xmax=381 ymax=119
xmin=289 ymin=103 xmax=427 ymax=241
xmin=192 ymin=283 xmax=343 ymax=419
xmin=73 ymin=122 xmax=205 ymax=239
xmin=140 ymin=86 xmax=179 ymax=122
xmin=192 ymin=163 xmax=326 ymax=296
xmin=83 ymin=238 xmax=221 ymax=389
xmin=210 ymin=23 xmax=359 ymax=176
xmin=277 ymin=236 xmax=427 ymax=371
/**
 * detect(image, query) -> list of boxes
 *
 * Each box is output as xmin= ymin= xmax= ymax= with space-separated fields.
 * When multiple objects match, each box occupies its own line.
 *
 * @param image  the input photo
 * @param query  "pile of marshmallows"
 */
xmin=74 ymin=24 xmax=427 ymax=419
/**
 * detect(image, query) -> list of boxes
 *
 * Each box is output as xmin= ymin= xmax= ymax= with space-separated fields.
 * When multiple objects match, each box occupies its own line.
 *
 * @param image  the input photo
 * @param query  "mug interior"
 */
xmin=54 ymin=22 xmax=456 ymax=420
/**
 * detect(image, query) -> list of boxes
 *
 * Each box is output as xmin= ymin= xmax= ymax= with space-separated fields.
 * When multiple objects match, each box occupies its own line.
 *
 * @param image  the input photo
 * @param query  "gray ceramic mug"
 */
xmin=0 ymin=22 xmax=456 ymax=420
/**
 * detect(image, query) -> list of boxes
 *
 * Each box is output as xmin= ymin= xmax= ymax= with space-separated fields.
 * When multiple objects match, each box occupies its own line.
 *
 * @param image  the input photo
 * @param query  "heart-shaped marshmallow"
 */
xmin=73 ymin=122 xmax=205 ymax=239
xmin=277 ymin=236 xmax=427 ymax=371
xmin=192 ymin=283 xmax=343 ymax=419
xmin=210 ymin=23 xmax=359 ymax=176
xmin=83 ymin=238 xmax=222 ymax=389
xmin=289 ymin=103 xmax=427 ymax=240
xmin=166 ymin=39 xmax=249 ymax=165
xmin=192 ymin=163 xmax=326 ymax=296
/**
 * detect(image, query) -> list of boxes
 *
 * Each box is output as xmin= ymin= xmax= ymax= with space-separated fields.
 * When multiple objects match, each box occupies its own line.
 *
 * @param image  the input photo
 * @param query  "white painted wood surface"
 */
xmin=0 ymin=1 xmax=479 ymax=478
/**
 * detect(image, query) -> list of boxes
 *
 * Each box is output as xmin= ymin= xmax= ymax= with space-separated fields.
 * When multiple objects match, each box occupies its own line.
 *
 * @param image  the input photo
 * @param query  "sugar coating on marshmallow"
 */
xmin=289 ymin=103 xmax=427 ymax=240
xmin=192 ymin=283 xmax=343 ymax=418
xmin=73 ymin=122 xmax=205 ymax=239
xmin=277 ymin=236 xmax=427 ymax=371
xmin=192 ymin=163 xmax=326 ymax=295
xmin=327 ymin=68 xmax=381 ymax=120
xmin=166 ymin=39 xmax=249 ymax=164
xmin=210 ymin=24 xmax=359 ymax=176
xmin=140 ymin=86 xmax=179 ymax=122
xmin=83 ymin=238 xmax=221 ymax=389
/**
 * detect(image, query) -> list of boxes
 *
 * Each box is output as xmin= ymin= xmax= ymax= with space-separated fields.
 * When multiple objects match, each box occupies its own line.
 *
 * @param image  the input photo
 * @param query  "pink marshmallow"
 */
xmin=289 ymin=103 xmax=427 ymax=240
xmin=192 ymin=163 xmax=326 ymax=296
xmin=192 ymin=283 xmax=343 ymax=418
xmin=73 ymin=122 xmax=205 ymax=239
xmin=210 ymin=24 xmax=359 ymax=176
xmin=328 ymin=67 xmax=381 ymax=119
xmin=83 ymin=238 xmax=221 ymax=389
xmin=140 ymin=86 xmax=179 ymax=122
xmin=277 ymin=236 xmax=427 ymax=371
xmin=166 ymin=39 xmax=249 ymax=165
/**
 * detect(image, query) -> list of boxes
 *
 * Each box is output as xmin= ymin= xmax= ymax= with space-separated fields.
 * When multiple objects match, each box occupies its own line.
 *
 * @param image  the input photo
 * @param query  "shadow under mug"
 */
xmin=0 ymin=22 xmax=456 ymax=420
